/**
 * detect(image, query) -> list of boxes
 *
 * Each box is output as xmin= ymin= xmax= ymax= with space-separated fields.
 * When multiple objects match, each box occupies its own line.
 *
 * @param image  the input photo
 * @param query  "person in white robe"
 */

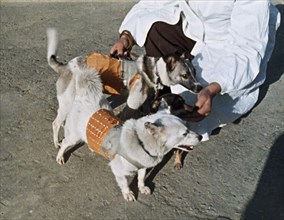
xmin=110 ymin=0 xmax=280 ymax=141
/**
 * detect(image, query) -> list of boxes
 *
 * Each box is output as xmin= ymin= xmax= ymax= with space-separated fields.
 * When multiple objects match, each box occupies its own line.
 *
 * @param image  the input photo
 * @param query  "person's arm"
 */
xmin=110 ymin=0 xmax=181 ymax=56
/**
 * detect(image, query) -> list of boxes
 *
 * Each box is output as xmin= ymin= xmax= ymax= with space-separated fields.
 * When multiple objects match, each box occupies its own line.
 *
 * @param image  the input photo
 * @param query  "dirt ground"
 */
xmin=0 ymin=1 xmax=283 ymax=220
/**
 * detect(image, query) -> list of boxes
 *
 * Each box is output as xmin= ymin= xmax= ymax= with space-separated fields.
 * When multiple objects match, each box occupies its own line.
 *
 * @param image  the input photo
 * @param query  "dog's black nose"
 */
xmin=193 ymin=84 xmax=203 ymax=93
xmin=198 ymin=135 xmax=203 ymax=141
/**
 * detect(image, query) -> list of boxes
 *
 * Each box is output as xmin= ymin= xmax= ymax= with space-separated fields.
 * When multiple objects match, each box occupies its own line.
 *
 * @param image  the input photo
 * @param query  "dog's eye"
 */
xmin=181 ymin=74 xmax=189 ymax=79
xmin=182 ymin=130 xmax=189 ymax=136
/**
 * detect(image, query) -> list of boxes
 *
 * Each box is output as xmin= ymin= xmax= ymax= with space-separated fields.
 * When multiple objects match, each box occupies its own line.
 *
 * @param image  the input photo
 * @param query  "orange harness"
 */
xmin=86 ymin=109 xmax=123 ymax=160
xmin=86 ymin=53 xmax=141 ymax=95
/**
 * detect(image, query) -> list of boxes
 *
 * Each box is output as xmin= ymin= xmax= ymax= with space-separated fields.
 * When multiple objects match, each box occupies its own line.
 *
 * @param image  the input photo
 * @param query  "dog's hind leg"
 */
xmin=127 ymin=77 xmax=148 ymax=110
xmin=137 ymin=168 xmax=151 ymax=195
xmin=56 ymin=137 xmax=78 ymax=165
xmin=120 ymin=78 xmax=149 ymax=120
xmin=52 ymin=112 xmax=65 ymax=148
xmin=53 ymin=83 xmax=75 ymax=148
xmin=52 ymin=101 xmax=70 ymax=148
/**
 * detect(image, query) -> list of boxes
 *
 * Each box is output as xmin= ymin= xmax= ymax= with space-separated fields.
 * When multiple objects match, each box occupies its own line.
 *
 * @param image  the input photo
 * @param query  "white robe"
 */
xmin=119 ymin=0 xmax=281 ymax=140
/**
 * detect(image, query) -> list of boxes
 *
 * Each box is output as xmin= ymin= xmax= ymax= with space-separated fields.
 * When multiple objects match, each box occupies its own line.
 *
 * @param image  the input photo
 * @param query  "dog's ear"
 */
xmin=150 ymin=99 xmax=160 ymax=113
xmin=159 ymin=98 xmax=170 ymax=112
xmin=144 ymin=122 xmax=161 ymax=135
xmin=164 ymin=55 xmax=177 ymax=72
xmin=180 ymin=51 xmax=194 ymax=61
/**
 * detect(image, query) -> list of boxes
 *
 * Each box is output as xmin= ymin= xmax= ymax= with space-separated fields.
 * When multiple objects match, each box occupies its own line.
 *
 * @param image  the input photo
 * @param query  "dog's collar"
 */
xmin=116 ymin=129 xmax=158 ymax=170
xmin=120 ymin=59 xmax=140 ymax=87
xmin=135 ymin=129 xmax=158 ymax=159
xmin=120 ymin=56 xmax=163 ymax=92
xmin=120 ymin=59 xmax=126 ymax=84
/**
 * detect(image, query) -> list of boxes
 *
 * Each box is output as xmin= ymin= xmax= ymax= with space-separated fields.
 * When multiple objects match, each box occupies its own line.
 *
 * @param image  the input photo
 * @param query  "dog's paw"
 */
xmin=56 ymin=155 xmax=65 ymax=165
xmin=123 ymin=191 xmax=136 ymax=202
xmin=139 ymin=186 xmax=151 ymax=195
xmin=54 ymin=142 xmax=61 ymax=149
xmin=174 ymin=162 xmax=183 ymax=170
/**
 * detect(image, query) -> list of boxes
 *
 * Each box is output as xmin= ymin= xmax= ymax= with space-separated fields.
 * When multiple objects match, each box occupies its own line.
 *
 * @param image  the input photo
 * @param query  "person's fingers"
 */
xmin=195 ymin=95 xmax=209 ymax=116
xmin=109 ymin=43 xmax=117 ymax=54
xmin=197 ymin=101 xmax=211 ymax=116
xmin=195 ymin=83 xmax=220 ymax=116
xmin=109 ymin=44 xmax=117 ymax=55
xmin=110 ymin=41 xmax=124 ymax=55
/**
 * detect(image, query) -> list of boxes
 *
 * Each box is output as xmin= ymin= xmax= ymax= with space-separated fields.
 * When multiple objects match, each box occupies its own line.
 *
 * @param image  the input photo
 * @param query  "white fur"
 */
xmin=52 ymin=66 xmax=201 ymax=201
xmin=156 ymin=58 xmax=172 ymax=87
xmin=46 ymin=28 xmax=58 ymax=66
xmin=47 ymin=28 xmax=202 ymax=201
xmin=55 ymin=68 xmax=111 ymax=164
xmin=108 ymin=112 xmax=201 ymax=201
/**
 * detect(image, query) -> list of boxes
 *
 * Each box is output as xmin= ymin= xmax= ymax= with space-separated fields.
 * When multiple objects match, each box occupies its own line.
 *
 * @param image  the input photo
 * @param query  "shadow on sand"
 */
xmin=242 ymin=5 xmax=284 ymax=219
xmin=242 ymin=133 xmax=284 ymax=220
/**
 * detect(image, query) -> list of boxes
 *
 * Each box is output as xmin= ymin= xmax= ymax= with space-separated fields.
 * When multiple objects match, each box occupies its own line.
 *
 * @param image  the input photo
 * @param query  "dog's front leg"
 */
xmin=119 ymin=78 xmax=149 ymax=120
xmin=174 ymin=150 xmax=183 ymax=170
xmin=114 ymin=175 xmax=136 ymax=201
xmin=137 ymin=168 xmax=151 ymax=195
xmin=127 ymin=77 xmax=148 ymax=110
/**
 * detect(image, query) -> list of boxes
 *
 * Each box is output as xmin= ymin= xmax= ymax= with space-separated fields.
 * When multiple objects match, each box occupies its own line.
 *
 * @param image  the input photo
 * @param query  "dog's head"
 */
xmin=157 ymin=54 xmax=202 ymax=93
xmin=151 ymin=93 xmax=195 ymax=117
xmin=144 ymin=114 xmax=202 ymax=152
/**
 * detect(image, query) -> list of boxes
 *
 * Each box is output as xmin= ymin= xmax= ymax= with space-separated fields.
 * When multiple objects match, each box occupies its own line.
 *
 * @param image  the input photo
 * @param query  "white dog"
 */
xmin=46 ymin=28 xmax=202 ymax=147
xmin=47 ymin=28 xmax=202 ymax=201
xmin=51 ymin=62 xmax=201 ymax=201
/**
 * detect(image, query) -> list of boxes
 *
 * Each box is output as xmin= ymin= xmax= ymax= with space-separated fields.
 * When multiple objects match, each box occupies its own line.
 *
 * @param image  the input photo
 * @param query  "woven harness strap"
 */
xmin=86 ymin=52 xmax=140 ymax=95
xmin=86 ymin=109 xmax=123 ymax=160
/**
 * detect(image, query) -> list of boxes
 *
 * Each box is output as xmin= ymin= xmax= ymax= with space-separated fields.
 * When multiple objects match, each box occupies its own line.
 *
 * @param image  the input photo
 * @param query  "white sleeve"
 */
xmin=119 ymin=0 xmax=181 ymax=47
xmin=208 ymin=0 xmax=270 ymax=95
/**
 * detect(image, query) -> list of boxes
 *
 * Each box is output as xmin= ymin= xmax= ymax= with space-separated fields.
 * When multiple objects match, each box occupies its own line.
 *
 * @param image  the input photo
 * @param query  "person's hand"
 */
xmin=110 ymin=31 xmax=134 ymax=57
xmin=183 ymin=82 xmax=221 ymax=122
xmin=196 ymin=82 xmax=221 ymax=115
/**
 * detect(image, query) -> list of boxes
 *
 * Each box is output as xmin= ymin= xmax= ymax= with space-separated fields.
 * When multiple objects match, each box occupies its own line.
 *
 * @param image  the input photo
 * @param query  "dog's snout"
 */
xmin=198 ymin=135 xmax=203 ymax=141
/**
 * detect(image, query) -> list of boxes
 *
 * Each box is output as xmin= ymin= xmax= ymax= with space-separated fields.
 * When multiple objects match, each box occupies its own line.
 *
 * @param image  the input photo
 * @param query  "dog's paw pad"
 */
xmin=174 ymin=163 xmax=182 ymax=170
xmin=139 ymin=186 xmax=151 ymax=195
xmin=123 ymin=191 xmax=136 ymax=201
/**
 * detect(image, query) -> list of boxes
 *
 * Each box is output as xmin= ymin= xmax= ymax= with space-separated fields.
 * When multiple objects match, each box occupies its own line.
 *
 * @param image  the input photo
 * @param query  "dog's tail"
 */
xmin=76 ymin=68 xmax=106 ymax=104
xmin=46 ymin=28 xmax=65 ymax=73
xmin=76 ymin=69 xmax=111 ymax=110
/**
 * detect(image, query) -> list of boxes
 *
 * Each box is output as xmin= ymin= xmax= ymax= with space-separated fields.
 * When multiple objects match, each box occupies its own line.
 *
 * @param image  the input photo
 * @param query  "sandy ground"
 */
xmin=0 ymin=1 xmax=283 ymax=220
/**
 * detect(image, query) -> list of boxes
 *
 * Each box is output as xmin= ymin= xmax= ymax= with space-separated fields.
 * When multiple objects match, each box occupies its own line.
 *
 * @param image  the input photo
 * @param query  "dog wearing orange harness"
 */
xmin=52 ymin=64 xmax=201 ymax=201
xmin=46 ymin=28 xmax=202 ymax=147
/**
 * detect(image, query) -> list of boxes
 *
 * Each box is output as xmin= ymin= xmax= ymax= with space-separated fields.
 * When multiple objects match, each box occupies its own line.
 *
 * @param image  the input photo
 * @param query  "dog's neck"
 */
xmin=121 ymin=56 xmax=164 ymax=91
xmin=120 ymin=59 xmax=138 ymax=84
xmin=134 ymin=129 xmax=159 ymax=159
xmin=139 ymin=56 xmax=163 ymax=90
xmin=135 ymin=120 xmax=171 ymax=160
